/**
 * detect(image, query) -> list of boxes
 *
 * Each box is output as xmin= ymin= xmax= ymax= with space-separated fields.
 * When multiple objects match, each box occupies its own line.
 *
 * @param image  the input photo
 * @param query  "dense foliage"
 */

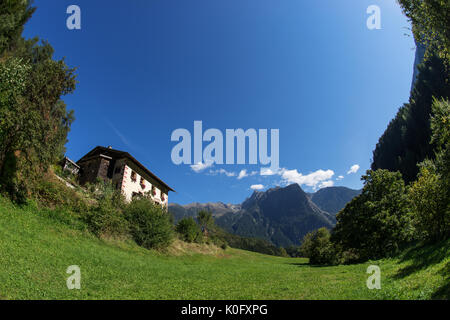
xmin=83 ymin=183 xmax=129 ymax=238
xmin=332 ymin=170 xmax=413 ymax=262
xmin=409 ymin=99 xmax=450 ymax=241
xmin=371 ymin=54 xmax=450 ymax=184
xmin=398 ymin=0 xmax=450 ymax=64
xmin=124 ymin=198 xmax=174 ymax=250
xmin=176 ymin=217 xmax=202 ymax=243
xmin=0 ymin=1 xmax=76 ymax=201
xmin=300 ymin=228 xmax=336 ymax=265
xmin=0 ymin=0 xmax=35 ymax=55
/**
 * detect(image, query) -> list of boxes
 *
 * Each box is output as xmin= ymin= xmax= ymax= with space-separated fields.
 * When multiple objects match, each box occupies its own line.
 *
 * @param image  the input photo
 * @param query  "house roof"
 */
xmin=63 ymin=157 xmax=80 ymax=169
xmin=77 ymin=146 xmax=175 ymax=192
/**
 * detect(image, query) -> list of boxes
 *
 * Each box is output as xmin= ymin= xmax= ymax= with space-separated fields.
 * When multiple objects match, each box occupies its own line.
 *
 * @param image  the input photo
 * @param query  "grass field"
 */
xmin=0 ymin=197 xmax=448 ymax=300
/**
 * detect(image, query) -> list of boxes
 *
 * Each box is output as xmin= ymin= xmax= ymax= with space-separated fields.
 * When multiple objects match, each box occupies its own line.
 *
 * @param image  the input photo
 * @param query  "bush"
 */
xmin=332 ymin=170 xmax=413 ymax=262
xmin=124 ymin=198 xmax=174 ymax=249
xmin=409 ymin=99 xmax=450 ymax=241
xmin=300 ymin=228 xmax=337 ymax=265
xmin=176 ymin=217 xmax=202 ymax=243
xmin=34 ymin=175 xmax=89 ymax=214
xmin=409 ymin=163 xmax=449 ymax=241
xmin=85 ymin=198 xmax=129 ymax=238
xmin=276 ymin=247 xmax=289 ymax=258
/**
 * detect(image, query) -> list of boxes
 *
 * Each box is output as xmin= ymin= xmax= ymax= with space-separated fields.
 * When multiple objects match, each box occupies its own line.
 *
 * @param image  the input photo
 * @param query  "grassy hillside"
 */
xmin=0 ymin=196 xmax=448 ymax=300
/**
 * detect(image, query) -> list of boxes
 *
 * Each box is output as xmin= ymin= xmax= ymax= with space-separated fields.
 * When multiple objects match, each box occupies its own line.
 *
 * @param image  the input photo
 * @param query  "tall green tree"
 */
xmin=398 ymin=0 xmax=450 ymax=64
xmin=409 ymin=99 xmax=450 ymax=241
xmin=300 ymin=228 xmax=336 ymax=265
xmin=0 ymin=2 xmax=76 ymax=198
xmin=371 ymin=54 xmax=450 ymax=184
xmin=332 ymin=170 xmax=413 ymax=261
xmin=197 ymin=210 xmax=214 ymax=233
xmin=0 ymin=0 xmax=35 ymax=56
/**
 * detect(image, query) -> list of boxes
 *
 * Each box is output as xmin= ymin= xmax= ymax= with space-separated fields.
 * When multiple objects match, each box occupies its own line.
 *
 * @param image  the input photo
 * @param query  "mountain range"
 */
xmin=169 ymin=184 xmax=361 ymax=247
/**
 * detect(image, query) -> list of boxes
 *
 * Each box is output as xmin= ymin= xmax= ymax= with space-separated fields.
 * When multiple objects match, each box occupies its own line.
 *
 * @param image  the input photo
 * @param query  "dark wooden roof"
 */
xmin=77 ymin=146 xmax=175 ymax=192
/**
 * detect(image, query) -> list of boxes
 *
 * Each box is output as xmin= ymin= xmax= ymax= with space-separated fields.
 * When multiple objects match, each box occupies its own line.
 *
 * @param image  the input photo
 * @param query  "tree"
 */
xmin=332 ymin=170 xmax=413 ymax=261
xmin=371 ymin=54 xmax=450 ymax=184
xmin=176 ymin=217 xmax=202 ymax=243
xmin=197 ymin=210 xmax=214 ymax=234
xmin=300 ymin=228 xmax=336 ymax=265
xmin=0 ymin=0 xmax=35 ymax=56
xmin=409 ymin=99 xmax=450 ymax=241
xmin=125 ymin=198 xmax=174 ymax=249
xmin=0 ymin=5 xmax=77 ymax=199
xmin=398 ymin=0 xmax=450 ymax=64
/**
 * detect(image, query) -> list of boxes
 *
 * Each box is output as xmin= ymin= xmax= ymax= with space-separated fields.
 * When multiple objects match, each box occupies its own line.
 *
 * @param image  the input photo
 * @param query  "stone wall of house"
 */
xmin=98 ymin=157 xmax=111 ymax=180
xmin=78 ymin=158 xmax=101 ymax=185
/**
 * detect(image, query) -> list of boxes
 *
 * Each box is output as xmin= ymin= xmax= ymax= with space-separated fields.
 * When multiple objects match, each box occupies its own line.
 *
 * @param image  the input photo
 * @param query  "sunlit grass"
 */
xmin=0 ymin=197 xmax=448 ymax=300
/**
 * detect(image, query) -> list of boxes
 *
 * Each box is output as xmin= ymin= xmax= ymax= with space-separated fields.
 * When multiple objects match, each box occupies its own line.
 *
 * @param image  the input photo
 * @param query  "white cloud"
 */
xmin=260 ymin=168 xmax=279 ymax=176
xmin=280 ymin=168 xmax=335 ymax=190
xmin=347 ymin=164 xmax=360 ymax=175
xmin=190 ymin=161 xmax=213 ymax=173
xmin=237 ymin=170 xmax=258 ymax=180
xmin=337 ymin=175 xmax=344 ymax=181
xmin=319 ymin=180 xmax=334 ymax=189
xmin=238 ymin=170 xmax=248 ymax=180
xmin=209 ymin=168 xmax=236 ymax=177
xmin=219 ymin=169 xmax=236 ymax=177
xmin=250 ymin=184 xmax=265 ymax=190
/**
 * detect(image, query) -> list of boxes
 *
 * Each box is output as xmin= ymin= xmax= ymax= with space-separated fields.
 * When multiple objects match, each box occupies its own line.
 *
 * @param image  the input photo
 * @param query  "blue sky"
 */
xmin=24 ymin=0 xmax=415 ymax=204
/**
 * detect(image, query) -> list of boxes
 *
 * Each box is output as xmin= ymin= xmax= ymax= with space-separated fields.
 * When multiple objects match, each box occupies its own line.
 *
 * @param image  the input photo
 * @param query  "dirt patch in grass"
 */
xmin=165 ymin=239 xmax=225 ymax=257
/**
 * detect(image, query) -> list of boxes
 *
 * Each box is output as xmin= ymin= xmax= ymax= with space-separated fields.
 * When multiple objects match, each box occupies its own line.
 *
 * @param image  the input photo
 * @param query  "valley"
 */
xmin=170 ymin=184 xmax=361 ymax=247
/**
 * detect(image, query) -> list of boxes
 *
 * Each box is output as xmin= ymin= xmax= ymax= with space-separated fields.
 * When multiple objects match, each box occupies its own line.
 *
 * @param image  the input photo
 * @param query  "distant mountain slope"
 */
xmin=169 ymin=184 xmax=344 ymax=247
xmin=218 ymin=184 xmax=335 ymax=247
xmin=310 ymin=186 xmax=361 ymax=215
xmin=169 ymin=202 xmax=240 ymax=222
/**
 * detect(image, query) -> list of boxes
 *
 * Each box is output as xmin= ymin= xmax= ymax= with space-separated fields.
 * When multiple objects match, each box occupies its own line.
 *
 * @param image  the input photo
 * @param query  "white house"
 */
xmin=76 ymin=146 xmax=174 ymax=205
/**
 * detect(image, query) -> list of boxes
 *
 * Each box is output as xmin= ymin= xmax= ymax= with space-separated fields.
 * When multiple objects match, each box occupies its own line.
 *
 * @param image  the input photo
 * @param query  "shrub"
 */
xmin=409 ymin=162 xmax=449 ymax=241
xmin=339 ymin=248 xmax=361 ymax=265
xmin=176 ymin=217 xmax=202 ymax=243
xmin=124 ymin=198 xmax=174 ymax=249
xmin=197 ymin=210 xmax=214 ymax=233
xmin=221 ymin=243 xmax=228 ymax=250
xmin=85 ymin=198 xmax=129 ymax=238
xmin=276 ymin=247 xmax=289 ymax=258
xmin=34 ymin=175 xmax=89 ymax=214
xmin=300 ymin=228 xmax=337 ymax=265
xmin=409 ymin=99 xmax=450 ymax=241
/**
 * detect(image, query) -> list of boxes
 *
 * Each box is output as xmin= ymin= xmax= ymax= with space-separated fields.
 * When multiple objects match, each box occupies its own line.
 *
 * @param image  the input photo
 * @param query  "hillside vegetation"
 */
xmin=0 ymin=196 xmax=448 ymax=300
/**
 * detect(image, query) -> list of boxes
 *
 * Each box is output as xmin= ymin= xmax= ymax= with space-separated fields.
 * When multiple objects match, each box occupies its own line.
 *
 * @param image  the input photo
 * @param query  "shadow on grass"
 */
xmin=393 ymin=240 xmax=449 ymax=280
xmin=431 ymin=261 xmax=450 ymax=300
xmin=288 ymin=262 xmax=335 ymax=268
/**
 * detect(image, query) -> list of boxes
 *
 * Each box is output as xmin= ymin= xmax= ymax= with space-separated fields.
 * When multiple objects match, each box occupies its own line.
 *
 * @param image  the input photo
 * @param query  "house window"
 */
xmin=151 ymin=185 xmax=156 ymax=196
xmin=140 ymin=177 xmax=146 ymax=189
xmin=131 ymin=171 xmax=137 ymax=182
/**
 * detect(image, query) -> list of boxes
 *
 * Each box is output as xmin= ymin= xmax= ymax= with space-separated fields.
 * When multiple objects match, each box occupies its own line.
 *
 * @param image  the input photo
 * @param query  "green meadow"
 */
xmin=0 ymin=197 xmax=448 ymax=300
